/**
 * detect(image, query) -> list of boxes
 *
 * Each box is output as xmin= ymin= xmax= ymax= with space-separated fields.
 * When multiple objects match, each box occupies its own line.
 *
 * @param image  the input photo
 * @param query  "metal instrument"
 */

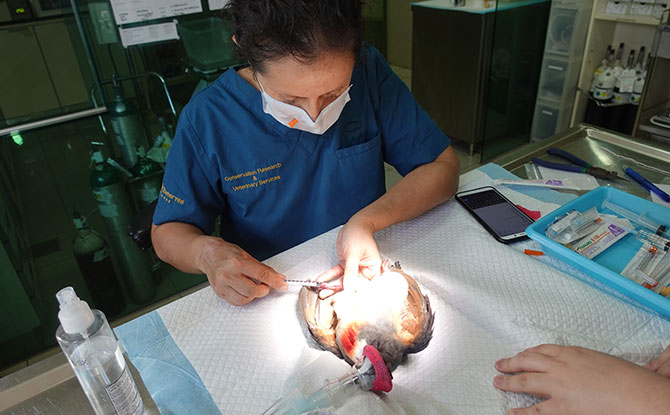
xmin=285 ymin=279 xmax=343 ymax=292
xmin=531 ymin=147 xmax=629 ymax=182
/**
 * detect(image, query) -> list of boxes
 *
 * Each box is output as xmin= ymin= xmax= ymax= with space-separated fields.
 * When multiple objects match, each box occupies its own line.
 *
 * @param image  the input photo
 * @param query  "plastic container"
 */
xmin=602 ymin=1 xmax=631 ymax=17
xmin=550 ymin=0 xmax=594 ymax=11
xmin=530 ymin=99 xmax=573 ymax=140
xmin=178 ymin=17 xmax=238 ymax=71
xmin=526 ymin=186 xmax=670 ymax=318
xmin=536 ymin=55 xmax=583 ymax=104
xmin=628 ymin=1 xmax=654 ymax=17
xmin=544 ymin=6 xmax=591 ymax=57
xmin=55 ymin=287 xmax=144 ymax=415
xmin=653 ymin=3 xmax=669 ymax=19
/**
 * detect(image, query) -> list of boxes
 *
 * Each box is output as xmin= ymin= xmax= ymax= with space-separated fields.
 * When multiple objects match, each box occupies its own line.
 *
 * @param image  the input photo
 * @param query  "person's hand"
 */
xmin=196 ymin=236 xmax=287 ymax=306
xmin=645 ymin=345 xmax=670 ymax=379
xmin=313 ymin=265 xmax=344 ymax=299
xmin=336 ymin=218 xmax=382 ymax=290
xmin=493 ymin=344 xmax=670 ymax=415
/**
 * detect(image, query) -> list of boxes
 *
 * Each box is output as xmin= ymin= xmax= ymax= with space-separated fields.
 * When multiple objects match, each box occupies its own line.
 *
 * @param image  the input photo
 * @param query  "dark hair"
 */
xmin=224 ymin=0 xmax=365 ymax=72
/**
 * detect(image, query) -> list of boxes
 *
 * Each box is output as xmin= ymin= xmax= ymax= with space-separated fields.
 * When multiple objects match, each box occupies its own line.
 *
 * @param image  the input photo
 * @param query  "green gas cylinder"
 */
xmin=90 ymin=148 xmax=156 ymax=304
xmin=109 ymin=78 xmax=146 ymax=169
xmin=129 ymin=156 xmax=163 ymax=209
xmin=72 ymin=210 xmax=126 ymax=317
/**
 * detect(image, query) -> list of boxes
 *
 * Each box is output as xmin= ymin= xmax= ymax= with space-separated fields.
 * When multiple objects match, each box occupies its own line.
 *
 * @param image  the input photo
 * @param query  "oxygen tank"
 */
xmin=109 ymin=77 xmax=146 ymax=169
xmin=90 ymin=145 xmax=156 ymax=304
xmin=129 ymin=156 xmax=163 ymax=209
xmin=72 ymin=211 xmax=126 ymax=317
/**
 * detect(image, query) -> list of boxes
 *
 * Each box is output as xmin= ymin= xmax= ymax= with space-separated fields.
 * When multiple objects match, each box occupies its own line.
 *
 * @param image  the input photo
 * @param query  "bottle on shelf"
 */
xmin=611 ymin=42 xmax=625 ymax=78
xmin=613 ymin=49 xmax=637 ymax=104
xmin=593 ymin=68 xmax=616 ymax=101
xmin=592 ymin=45 xmax=618 ymax=101
xmin=72 ymin=211 xmax=126 ymax=318
xmin=634 ymin=46 xmax=646 ymax=73
xmin=591 ymin=45 xmax=612 ymax=93
xmin=631 ymin=58 xmax=648 ymax=106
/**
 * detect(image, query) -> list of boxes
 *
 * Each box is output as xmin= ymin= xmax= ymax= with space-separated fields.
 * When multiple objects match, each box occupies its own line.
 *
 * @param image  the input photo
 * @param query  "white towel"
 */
xmin=155 ymin=198 xmax=670 ymax=414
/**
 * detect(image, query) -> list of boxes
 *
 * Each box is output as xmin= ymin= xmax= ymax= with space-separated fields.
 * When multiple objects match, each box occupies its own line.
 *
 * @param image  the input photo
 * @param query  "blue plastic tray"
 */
xmin=526 ymin=186 xmax=670 ymax=318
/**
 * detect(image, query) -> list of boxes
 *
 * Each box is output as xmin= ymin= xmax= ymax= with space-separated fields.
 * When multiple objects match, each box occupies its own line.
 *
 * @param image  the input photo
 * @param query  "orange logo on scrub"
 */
xmin=288 ymin=118 xmax=298 ymax=127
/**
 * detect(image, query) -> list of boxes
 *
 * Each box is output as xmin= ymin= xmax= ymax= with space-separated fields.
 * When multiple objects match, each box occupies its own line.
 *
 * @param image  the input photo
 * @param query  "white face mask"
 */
xmin=258 ymin=80 xmax=352 ymax=135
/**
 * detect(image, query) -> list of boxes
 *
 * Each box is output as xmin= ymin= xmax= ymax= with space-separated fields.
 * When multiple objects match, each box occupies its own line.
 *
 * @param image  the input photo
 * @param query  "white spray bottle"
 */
xmin=55 ymin=287 xmax=144 ymax=415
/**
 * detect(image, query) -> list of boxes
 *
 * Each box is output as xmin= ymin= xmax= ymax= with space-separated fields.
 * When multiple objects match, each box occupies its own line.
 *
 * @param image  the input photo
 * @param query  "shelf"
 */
xmin=593 ymin=13 xmax=661 ymax=26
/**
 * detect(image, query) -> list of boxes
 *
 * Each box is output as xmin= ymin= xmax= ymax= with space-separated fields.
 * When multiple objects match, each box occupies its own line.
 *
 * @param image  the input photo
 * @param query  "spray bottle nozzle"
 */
xmin=56 ymin=287 xmax=79 ymax=309
xmin=56 ymin=287 xmax=95 ymax=334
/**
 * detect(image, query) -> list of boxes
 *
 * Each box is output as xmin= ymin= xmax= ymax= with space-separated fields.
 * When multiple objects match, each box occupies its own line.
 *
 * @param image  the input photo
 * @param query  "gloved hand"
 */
xmin=336 ymin=217 xmax=382 ymax=290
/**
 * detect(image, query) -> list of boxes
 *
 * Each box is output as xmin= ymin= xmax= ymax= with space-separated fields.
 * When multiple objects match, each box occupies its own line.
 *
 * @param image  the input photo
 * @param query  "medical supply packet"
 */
xmin=526 ymin=186 xmax=670 ymax=318
xmin=571 ymin=217 xmax=631 ymax=259
xmin=546 ymin=208 xmax=602 ymax=245
xmin=493 ymin=178 xmax=583 ymax=191
xmin=620 ymin=245 xmax=667 ymax=289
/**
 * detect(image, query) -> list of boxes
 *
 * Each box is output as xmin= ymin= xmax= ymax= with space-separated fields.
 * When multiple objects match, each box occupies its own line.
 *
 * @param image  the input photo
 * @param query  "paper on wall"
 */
xmin=208 ymin=0 xmax=231 ymax=10
xmin=110 ymin=0 xmax=202 ymax=25
xmin=119 ymin=21 xmax=179 ymax=47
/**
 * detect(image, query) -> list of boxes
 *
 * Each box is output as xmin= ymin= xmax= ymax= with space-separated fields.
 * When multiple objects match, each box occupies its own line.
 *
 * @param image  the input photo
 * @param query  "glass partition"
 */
xmin=480 ymin=0 xmax=551 ymax=161
xmin=410 ymin=0 xmax=550 ymax=164
xmin=0 ymin=0 xmax=387 ymax=373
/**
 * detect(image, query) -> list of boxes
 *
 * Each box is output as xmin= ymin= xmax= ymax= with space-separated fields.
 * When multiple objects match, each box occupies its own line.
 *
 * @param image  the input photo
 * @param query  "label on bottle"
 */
xmin=629 ymin=3 xmax=653 ymax=16
xmin=93 ymin=189 xmax=120 ymax=218
xmin=73 ymin=217 xmax=85 ymax=229
xmin=605 ymin=1 xmax=628 ymax=15
xmin=105 ymin=366 xmax=143 ymax=415
xmin=93 ymin=247 xmax=108 ymax=263
xmin=139 ymin=187 xmax=159 ymax=204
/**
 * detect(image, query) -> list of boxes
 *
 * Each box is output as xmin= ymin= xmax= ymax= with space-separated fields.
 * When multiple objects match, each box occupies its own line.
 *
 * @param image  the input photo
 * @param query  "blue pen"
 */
xmin=625 ymin=167 xmax=670 ymax=203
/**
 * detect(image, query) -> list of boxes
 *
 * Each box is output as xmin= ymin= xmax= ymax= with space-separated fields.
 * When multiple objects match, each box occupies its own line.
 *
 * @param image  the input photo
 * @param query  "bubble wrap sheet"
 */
xmin=154 ymin=180 xmax=670 ymax=414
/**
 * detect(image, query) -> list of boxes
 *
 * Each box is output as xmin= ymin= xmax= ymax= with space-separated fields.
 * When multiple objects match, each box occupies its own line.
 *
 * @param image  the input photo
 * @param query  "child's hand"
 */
xmin=645 ymin=345 xmax=670 ymax=379
xmin=494 ymin=344 xmax=670 ymax=415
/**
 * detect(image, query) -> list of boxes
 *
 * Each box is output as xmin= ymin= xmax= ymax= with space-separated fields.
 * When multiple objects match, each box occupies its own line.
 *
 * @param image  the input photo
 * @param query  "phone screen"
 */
xmin=456 ymin=188 xmax=533 ymax=241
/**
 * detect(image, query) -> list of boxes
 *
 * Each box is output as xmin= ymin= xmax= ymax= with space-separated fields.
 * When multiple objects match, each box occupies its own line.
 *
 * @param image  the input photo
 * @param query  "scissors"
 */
xmin=531 ymin=147 xmax=629 ymax=182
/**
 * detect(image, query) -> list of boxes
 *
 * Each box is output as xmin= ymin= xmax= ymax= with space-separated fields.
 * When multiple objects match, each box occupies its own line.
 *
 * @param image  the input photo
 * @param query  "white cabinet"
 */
xmin=531 ymin=0 xmax=593 ymax=140
xmin=570 ymin=0 xmax=663 ymax=129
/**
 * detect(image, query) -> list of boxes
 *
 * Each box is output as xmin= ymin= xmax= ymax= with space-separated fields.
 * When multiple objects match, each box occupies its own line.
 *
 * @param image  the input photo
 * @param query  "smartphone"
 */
xmin=455 ymin=186 xmax=534 ymax=243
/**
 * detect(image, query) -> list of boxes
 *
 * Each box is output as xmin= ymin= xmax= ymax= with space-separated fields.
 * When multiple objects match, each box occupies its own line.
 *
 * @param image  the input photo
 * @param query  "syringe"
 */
xmin=635 ymin=245 xmax=659 ymax=290
xmin=601 ymin=199 xmax=667 ymax=236
xmin=636 ymin=229 xmax=670 ymax=252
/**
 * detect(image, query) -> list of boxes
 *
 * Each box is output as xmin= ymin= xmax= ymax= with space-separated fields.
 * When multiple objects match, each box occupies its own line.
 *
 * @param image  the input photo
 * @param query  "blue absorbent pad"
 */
xmin=115 ymin=311 xmax=221 ymax=415
xmin=526 ymin=186 xmax=670 ymax=318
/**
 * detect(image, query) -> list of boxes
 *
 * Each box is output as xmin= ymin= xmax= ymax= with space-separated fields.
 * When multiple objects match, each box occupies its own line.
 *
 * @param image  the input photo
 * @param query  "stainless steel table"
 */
xmin=493 ymin=124 xmax=670 ymax=199
xmin=0 ymin=346 xmax=159 ymax=414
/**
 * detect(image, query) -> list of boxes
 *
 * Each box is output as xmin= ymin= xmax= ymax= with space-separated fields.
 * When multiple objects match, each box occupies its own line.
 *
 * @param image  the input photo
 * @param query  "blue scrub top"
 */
xmin=153 ymin=45 xmax=451 ymax=260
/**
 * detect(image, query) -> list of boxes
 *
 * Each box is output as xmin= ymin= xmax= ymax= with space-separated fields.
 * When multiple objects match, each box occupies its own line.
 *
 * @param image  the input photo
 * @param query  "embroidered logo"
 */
xmin=159 ymin=184 xmax=185 ymax=205
xmin=224 ymin=162 xmax=283 ymax=192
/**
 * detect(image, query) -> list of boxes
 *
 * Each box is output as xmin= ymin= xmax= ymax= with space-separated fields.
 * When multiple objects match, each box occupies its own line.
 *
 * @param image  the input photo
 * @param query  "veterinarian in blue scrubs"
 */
xmin=151 ymin=0 xmax=460 ymax=306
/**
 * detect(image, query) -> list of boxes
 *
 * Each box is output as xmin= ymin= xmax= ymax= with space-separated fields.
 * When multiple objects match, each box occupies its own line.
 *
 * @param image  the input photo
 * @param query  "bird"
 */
xmin=299 ymin=260 xmax=434 ymax=373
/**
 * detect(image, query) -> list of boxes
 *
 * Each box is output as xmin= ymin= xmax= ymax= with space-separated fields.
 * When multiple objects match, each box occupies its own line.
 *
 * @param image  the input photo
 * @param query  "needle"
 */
xmin=285 ymin=279 xmax=343 ymax=291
